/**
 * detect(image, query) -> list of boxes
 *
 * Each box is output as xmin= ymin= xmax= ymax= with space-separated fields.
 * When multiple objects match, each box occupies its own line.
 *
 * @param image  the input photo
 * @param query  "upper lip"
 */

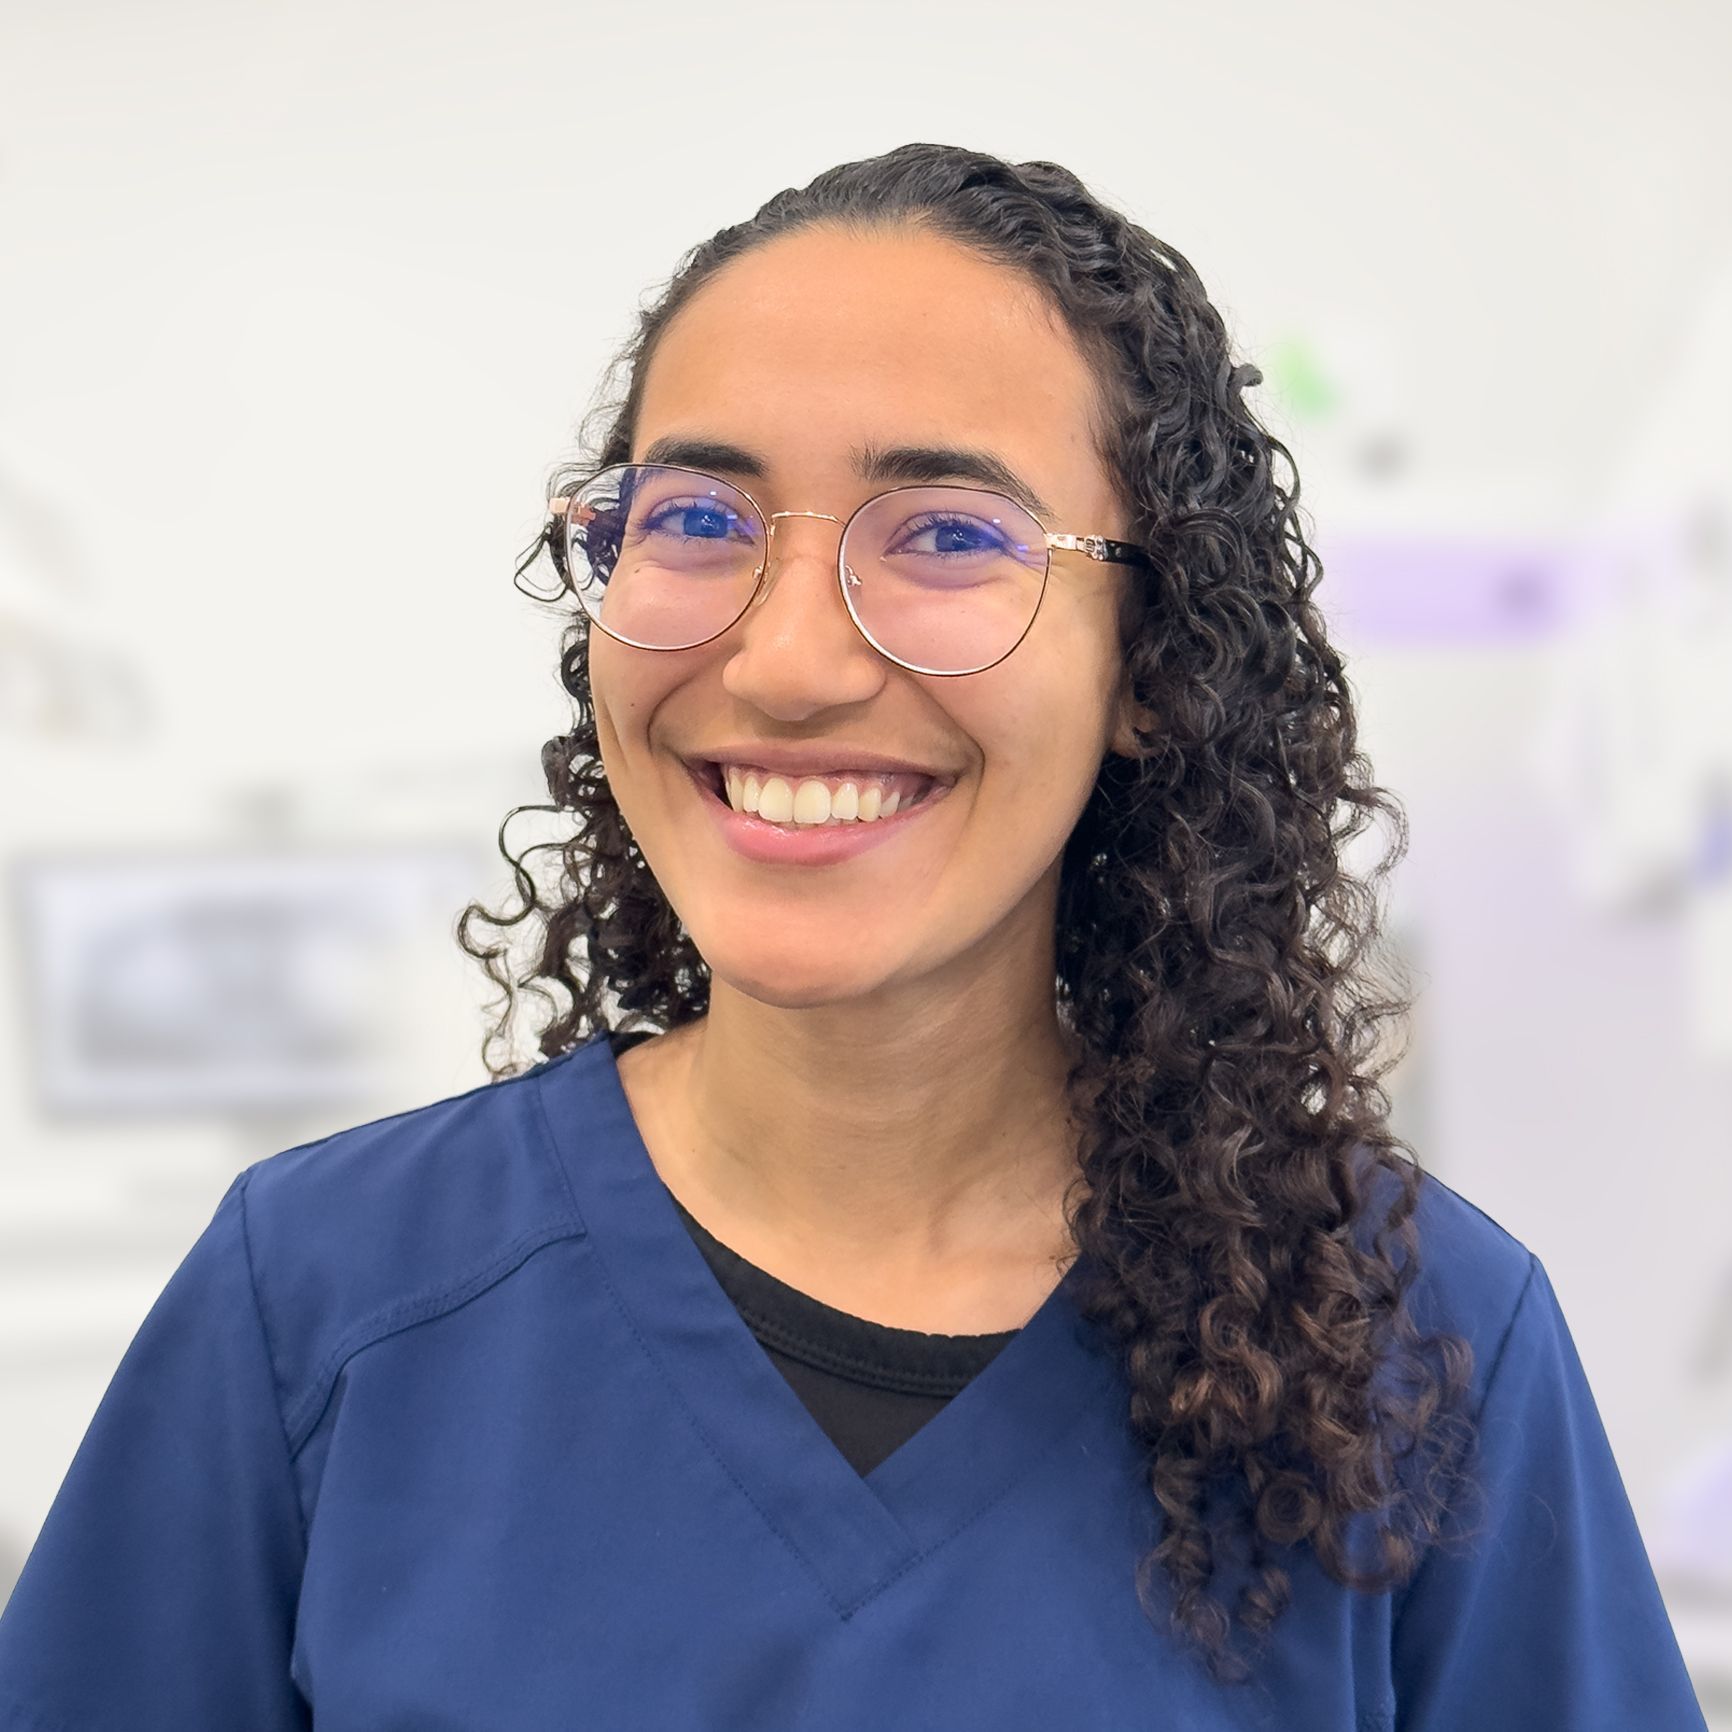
xmin=686 ymin=744 xmax=956 ymax=783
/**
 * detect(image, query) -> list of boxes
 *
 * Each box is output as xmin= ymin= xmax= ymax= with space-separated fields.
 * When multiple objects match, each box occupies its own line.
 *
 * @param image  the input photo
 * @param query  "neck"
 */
xmin=616 ymin=973 xmax=1087 ymax=1329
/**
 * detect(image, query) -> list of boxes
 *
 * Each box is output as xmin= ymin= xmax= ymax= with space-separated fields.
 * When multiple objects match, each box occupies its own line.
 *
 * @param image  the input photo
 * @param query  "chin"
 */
xmin=700 ymin=948 xmax=896 ymax=1014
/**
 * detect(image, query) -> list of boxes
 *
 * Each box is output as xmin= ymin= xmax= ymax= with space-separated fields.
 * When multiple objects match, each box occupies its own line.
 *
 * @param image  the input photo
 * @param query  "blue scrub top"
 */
xmin=0 ymin=1031 xmax=1708 ymax=1730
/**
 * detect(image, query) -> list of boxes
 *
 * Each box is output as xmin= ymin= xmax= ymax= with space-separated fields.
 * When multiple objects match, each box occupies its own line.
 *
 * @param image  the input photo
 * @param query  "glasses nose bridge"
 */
xmin=766 ymin=507 xmax=844 ymax=531
xmin=754 ymin=506 xmax=850 ymax=601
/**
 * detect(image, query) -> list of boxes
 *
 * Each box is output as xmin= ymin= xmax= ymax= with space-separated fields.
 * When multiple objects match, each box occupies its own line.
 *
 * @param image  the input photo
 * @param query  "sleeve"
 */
xmin=0 ymin=1169 xmax=311 ymax=1731
xmin=1391 ymin=1251 xmax=1709 ymax=1731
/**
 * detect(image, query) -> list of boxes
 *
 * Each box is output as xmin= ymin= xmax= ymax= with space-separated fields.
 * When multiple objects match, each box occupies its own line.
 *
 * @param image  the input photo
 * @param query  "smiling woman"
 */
xmin=0 ymin=143 xmax=1707 ymax=1731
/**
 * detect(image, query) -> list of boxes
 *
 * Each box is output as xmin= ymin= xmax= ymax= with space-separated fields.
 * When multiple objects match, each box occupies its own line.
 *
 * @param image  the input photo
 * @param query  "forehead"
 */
xmin=634 ymin=225 xmax=1106 ymax=493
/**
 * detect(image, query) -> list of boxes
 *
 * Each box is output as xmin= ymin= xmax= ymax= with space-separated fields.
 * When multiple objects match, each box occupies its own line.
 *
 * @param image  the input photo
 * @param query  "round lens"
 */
xmin=562 ymin=464 xmax=764 ymax=649
xmin=842 ymin=486 xmax=1049 ymax=674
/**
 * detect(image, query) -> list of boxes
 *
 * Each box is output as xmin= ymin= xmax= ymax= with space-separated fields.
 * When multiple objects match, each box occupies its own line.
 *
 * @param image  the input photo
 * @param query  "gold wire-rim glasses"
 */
xmin=514 ymin=461 xmax=1157 ymax=678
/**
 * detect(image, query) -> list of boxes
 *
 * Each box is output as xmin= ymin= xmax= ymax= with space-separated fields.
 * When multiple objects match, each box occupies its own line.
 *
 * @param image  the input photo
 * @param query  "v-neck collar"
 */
xmin=532 ymin=1031 xmax=1122 ymax=1618
xmin=667 ymin=1185 xmax=1020 ymax=1396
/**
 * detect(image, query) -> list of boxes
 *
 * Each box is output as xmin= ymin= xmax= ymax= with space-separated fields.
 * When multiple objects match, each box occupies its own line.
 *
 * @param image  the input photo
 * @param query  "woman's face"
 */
xmin=587 ymin=223 xmax=1144 ymax=1017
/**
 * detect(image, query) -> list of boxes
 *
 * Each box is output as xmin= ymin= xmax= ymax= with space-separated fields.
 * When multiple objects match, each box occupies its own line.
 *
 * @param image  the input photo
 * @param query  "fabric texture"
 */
xmin=0 ymin=1028 xmax=1708 ymax=1730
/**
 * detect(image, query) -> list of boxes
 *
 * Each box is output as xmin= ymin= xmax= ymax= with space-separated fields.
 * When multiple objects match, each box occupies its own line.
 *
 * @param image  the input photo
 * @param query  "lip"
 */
xmin=685 ymin=745 xmax=954 ymax=782
xmin=683 ymin=759 xmax=952 ymax=866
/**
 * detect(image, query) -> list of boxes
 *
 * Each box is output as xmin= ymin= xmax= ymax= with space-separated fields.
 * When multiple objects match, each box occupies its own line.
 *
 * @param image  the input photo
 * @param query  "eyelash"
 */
xmin=891 ymin=512 xmax=1009 ymax=552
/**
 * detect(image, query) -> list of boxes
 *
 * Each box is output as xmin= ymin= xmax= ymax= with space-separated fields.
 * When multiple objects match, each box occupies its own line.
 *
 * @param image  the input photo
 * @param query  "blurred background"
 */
xmin=2 ymin=0 xmax=1729 ymax=1715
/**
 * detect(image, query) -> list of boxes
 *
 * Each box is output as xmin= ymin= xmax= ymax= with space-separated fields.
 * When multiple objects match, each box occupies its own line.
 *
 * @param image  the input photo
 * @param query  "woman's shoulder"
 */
xmin=232 ymin=1036 xmax=608 ymax=1446
xmin=1350 ymin=1149 xmax=1541 ymax=1379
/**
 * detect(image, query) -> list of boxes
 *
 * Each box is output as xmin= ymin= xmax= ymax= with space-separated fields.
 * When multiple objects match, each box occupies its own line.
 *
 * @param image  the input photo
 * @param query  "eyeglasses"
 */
xmin=515 ymin=462 xmax=1155 ymax=677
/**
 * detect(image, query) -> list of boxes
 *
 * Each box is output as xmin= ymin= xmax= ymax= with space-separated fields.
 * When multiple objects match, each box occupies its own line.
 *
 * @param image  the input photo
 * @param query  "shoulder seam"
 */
xmin=1390 ymin=1249 xmax=1539 ymax=1629
xmin=1470 ymin=1249 xmax=1541 ymax=1428
xmin=281 ymin=1216 xmax=587 ymax=1454
xmin=1413 ymin=1169 xmax=1532 ymax=1259
xmin=235 ymin=1169 xmax=312 ymax=1553
xmin=528 ymin=1054 xmax=586 ymax=1219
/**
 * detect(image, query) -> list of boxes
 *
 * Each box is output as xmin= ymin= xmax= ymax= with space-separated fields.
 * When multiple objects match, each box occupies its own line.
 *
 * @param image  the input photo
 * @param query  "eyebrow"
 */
xmin=636 ymin=434 xmax=1056 ymax=520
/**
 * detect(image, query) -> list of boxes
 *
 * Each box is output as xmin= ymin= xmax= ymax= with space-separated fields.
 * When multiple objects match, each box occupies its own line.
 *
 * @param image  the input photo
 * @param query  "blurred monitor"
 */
xmin=10 ymin=842 xmax=480 ymax=1120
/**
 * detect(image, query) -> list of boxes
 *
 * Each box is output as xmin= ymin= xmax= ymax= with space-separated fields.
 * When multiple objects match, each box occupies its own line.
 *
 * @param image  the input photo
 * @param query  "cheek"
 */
xmin=583 ymin=657 xmax=628 ymax=788
xmin=995 ymin=727 xmax=1105 ymax=851
xmin=585 ymin=640 xmax=673 ymax=760
xmin=971 ymin=680 xmax=1111 ymax=854
xmin=1032 ymin=640 xmax=1123 ymax=815
xmin=583 ymin=647 xmax=670 ymax=832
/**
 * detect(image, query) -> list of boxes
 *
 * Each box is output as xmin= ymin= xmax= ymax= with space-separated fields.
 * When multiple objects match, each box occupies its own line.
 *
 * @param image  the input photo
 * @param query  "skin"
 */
xmin=594 ymin=223 xmax=1153 ymax=1333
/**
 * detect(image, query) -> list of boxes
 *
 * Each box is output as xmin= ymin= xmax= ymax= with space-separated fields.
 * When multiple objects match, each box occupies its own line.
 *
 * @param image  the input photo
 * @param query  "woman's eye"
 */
xmin=891 ymin=514 xmax=1006 ymax=557
xmin=643 ymin=498 xmax=744 ymax=539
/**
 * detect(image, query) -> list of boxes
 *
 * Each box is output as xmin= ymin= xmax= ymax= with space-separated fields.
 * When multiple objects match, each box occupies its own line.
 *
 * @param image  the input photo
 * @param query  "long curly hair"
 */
xmin=457 ymin=141 xmax=1480 ymax=1686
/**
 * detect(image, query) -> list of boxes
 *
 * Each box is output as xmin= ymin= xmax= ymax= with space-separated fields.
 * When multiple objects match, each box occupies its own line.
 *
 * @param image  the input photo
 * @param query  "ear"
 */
xmin=1107 ymin=664 xmax=1159 ymax=759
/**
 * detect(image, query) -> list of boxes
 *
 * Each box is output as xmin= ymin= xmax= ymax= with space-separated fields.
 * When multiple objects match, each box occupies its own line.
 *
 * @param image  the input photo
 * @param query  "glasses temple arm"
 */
xmin=1047 ymin=532 xmax=1155 ymax=569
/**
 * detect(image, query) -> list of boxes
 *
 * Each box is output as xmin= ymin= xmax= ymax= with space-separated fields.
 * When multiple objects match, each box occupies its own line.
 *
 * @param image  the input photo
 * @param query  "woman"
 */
xmin=0 ymin=143 xmax=1707 ymax=1730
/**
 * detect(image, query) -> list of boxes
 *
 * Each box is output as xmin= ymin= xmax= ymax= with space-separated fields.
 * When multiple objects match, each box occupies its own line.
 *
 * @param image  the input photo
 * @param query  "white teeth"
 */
xmin=718 ymin=767 xmax=931 ymax=827
xmin=757 ymin=775 xmax=794 ymax=823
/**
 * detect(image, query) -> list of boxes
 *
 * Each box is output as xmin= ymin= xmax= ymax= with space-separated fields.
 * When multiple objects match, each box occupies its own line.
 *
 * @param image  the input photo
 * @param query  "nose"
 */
xmin=719 ymin=513 xmax=884 ymax=717
xmin=749 ymin=512 xmax=851 ymax=609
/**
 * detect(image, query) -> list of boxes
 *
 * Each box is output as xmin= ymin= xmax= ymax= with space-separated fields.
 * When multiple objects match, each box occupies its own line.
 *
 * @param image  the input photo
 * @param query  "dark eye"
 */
xmin=644 ymin=498 xmax=746 ymax=540
xmin=890 ymin=513 xmax=1009 ymax=558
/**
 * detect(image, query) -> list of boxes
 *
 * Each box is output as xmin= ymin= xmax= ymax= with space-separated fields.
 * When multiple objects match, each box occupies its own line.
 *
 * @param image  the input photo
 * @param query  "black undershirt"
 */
xmin=609 ymin=1029 xmax=1020 ymax=1478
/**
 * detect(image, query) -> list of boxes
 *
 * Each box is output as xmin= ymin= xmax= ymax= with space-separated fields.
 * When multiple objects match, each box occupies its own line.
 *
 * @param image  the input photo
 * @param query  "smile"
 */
xmin=706 ymin=762 xmax=941 ymax=827
xmin=685 ymin=759 xmax=953 ymax=865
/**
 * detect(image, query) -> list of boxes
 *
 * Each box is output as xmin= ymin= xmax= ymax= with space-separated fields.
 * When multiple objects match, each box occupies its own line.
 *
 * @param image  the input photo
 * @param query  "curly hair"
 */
xmin=457 ymin=141 xmax=1481 ymax=1687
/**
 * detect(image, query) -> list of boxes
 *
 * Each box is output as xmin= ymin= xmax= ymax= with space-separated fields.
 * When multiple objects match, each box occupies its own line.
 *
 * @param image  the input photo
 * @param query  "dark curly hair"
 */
xmin=457 ymin=141 xmax=1481 ymax=1687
